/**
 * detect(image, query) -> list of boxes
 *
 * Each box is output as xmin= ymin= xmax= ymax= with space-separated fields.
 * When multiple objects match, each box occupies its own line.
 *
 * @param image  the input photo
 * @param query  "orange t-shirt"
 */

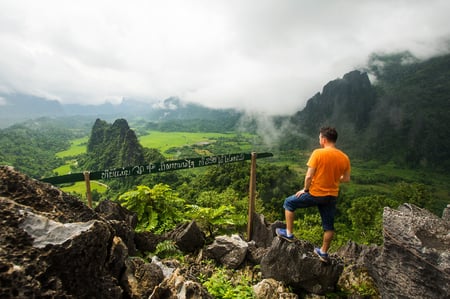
xmin=307 ymin=147 xmax=350 ymax=197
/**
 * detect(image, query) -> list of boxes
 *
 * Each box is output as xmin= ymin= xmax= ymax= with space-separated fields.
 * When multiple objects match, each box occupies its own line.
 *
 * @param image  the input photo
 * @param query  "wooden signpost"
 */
xmin=247 ymin=152 xmax=257 ymax=241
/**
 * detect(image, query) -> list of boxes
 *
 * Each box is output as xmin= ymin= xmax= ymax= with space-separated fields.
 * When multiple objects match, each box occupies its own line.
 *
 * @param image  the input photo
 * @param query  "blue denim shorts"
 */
xmin=283 ymin=193 xmax=337 ymax=231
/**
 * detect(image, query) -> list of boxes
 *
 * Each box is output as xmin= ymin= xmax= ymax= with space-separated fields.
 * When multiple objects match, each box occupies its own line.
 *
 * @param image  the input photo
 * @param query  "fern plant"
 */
xmin=186 ymin=204 xmax=239 ymax=237
xmin=118 ymin=183 xmax=186 ymax=234
xmin=154 ymin=240 xmax=182 ymax=258
xmin=185 ymin=188 xmax=247 ymax=237
xmin=203 ymin=267 xmax=255 ymax=299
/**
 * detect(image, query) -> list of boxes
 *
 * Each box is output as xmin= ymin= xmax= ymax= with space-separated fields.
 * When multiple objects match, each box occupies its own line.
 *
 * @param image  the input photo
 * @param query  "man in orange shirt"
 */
xmin=276 ymin=127 xmax=351 ymax=263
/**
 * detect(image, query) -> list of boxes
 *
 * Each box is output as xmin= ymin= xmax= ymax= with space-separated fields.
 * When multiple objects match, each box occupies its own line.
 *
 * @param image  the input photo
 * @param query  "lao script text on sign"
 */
xmin=41 ymin=152 xmax=272 ymax=185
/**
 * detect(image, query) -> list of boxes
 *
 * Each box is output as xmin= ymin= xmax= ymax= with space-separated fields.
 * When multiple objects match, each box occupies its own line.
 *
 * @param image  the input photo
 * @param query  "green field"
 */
xmin=139 ymin=131 xmax=231 ymax=151
xmin=61 ymin=181 xmax=108 ymax=198
xmin=139 ymin=131 xmax=254 ymax=154
xmin=53 ymin=163 xmax=72 ymax=175
xmin=56 ymin=137 xmax=88 ymax=158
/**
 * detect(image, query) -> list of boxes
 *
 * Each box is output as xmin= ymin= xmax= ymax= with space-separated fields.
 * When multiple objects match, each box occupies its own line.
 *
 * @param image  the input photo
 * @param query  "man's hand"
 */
xmin=295 ymin=189 xmax=307 ymax=197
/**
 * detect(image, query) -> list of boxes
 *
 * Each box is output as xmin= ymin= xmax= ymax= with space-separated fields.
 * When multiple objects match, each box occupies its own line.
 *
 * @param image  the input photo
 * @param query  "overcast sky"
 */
xmin=0 ymin=0 xmax=449 ymax=115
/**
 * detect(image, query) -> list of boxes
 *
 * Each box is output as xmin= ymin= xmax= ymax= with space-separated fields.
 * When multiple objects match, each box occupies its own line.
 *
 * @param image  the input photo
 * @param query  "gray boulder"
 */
xmin=166 ymin=221 xmax=205 ymax=253
xmin=261 ymin=237 xmax=343 ymax=295
xmin=134 ymin=230 xmax=163 ymax=253
xmin=370 ymin=203 xmax=450 ymax=298
xmin=206 ymin=234 xmax=248 ymax=269
xmin=95 ymin=199 xmax=138 ymax=228
xmin=253 ymin=278 xmax=298 ymax=299
xmin=150 ymin=268 xmax=213 ymax=299
xmin=120 ymin=257 xmax=164 ymax=299
xmin=95 ymin=200 xmax=138 ymax=255
xmin=0 ymin=196 xmax=123 ymax=298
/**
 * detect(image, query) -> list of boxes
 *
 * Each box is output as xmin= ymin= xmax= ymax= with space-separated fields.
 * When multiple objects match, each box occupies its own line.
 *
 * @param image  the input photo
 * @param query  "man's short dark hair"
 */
xmin=320 ymin=127 xmax=338 ymax=143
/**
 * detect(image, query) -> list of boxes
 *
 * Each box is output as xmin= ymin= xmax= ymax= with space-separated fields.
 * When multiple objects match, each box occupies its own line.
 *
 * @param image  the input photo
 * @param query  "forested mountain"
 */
xmin=0 ymin=118 xmax=86 ymax=178
xmin=285 ymin=52 xmax=450 ymax=170
xmin=83 ymin=119 xmax=146 ymax=171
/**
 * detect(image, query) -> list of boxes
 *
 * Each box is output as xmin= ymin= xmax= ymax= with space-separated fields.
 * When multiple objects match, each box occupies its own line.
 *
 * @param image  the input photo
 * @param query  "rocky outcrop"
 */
xmin=206 ymin=234 xmax=248 ymax=269
xmin=371 ymin=204 xmax=449 ymax=298
xmin=165 ymin=221 xmax=205 ymax=253
xmin=0 ymin=165 xmax=210 ymax=298
xmin=336 ymin=203 xmax=450 ymax=298
xmin=121 ymin=257 xmax=164 ymax=298
xmin=291 ymin=70 xmax=377 ymax=138
xmin=261 ymin=237 xmax=343 ymax=295
xmin=0 ymin=165 xmax=122 ymax=298
xmin=253 ymin=278 xmax=297 ymax=299
xmin=150 ymin=268 xmax=213 ymax=299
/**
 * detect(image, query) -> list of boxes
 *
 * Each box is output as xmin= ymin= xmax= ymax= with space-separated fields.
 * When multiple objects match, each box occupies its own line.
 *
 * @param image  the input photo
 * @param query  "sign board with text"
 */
xmin=42 ymin=152 xmax=273 ymax=185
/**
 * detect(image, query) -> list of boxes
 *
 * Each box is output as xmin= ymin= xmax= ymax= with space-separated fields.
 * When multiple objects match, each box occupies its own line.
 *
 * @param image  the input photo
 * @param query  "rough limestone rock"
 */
xmin=247 ymin=215 xmax=285 ymax=264
xmin=109 ymin=236 xmax=129 ymax=279
xmin=250 ymin=212 xmax=276 ymax=248
xmin=206 ymin=234 xmax=248 ymax=269
xmin=336 ymin=241 xmax=381 ymax=296
xmin=95 ymin=199 xmax=138 ymax=228
xmin=370 ymin=204 xmax=450 ymax=298
xmin=442 ymin=204 xmax=450 ymax=221
xmin=0 ymin=197 xmax=123 ymax=298
xmin=261 ymin=237 xmax=343 ymax=295
xmin=95 ymin=200 xmax=138 ymax=255
xmin=337 ymin=240 xmax=380 ymax=266
xmin=134 ymin=230 xmax=164 ymax=253
xmin=120 ymin=257 xmax=164 ymax=299
xmin=0 ymin=166 xmax=125 ymax=298
xmin=253 ymin=278 xmax=298 ymax=299
xmin=337 ymin=264 xmax=379 ymax=297
xmin=247 ymin=240 xmax=269 ymax=264
xmin=165 ymin=221 xmax=205 ymax=253
xmin=149 ymin=268 xmax=212 ymax=299
xmin=0 ymin=166 xmax=99 ymax=222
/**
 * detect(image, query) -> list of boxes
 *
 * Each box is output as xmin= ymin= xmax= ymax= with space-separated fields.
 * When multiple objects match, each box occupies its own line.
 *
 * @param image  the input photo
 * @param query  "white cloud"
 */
xmin=0 ymin=0 xmax=449 ymax=114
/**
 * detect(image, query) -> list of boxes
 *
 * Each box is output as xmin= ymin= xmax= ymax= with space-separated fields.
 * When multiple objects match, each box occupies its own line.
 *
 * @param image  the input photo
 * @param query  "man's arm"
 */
xmin=304 ymin=167 xmax=315 ymax=189
xmin=340 ymin=170 xmax=351 ymax=183
xmin=295 ymin=167 xmax=315 ymax=197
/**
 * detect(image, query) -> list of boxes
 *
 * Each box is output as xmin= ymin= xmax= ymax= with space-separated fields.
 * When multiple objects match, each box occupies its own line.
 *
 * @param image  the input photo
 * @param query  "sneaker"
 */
xmin=275 ymin=228 xmax=294 ymax=242
xmin=314 ymin=248 xmax=330 ymax=263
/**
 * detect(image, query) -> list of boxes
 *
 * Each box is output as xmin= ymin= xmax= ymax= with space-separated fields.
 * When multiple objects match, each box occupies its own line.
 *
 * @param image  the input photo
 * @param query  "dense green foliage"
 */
xmin=0 ymin=118 xmax=87 ymax=178
xmin=185 ymin=188 xmax=248 ymax=238
xmin=201 ymin=267 xmax=255 ymax=298
xmin=118 ymin=184 xmax=186 ymax=233
xmin=361 ymin=53 xmax=450 ymax=169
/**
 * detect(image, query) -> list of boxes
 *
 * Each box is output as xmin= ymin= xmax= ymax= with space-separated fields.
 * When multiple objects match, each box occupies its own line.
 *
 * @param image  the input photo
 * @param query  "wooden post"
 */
xmin=83 ymin=171 xmax=93 ymax=208
xmin=247 ymin=152 xmax=257 ymax=241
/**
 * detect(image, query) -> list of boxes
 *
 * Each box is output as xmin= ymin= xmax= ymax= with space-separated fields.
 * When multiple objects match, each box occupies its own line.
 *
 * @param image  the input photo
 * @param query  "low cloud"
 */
xmin=0 ymin=1 xmax=449 ymax=115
